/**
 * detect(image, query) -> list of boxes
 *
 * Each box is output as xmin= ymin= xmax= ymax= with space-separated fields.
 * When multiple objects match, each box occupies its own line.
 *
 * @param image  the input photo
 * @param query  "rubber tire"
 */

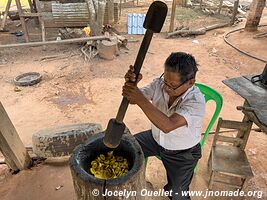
xmin=14 ymin=72 xmax=42 ymax=86
xmin=32 ymin=123 xmax=102 ymax=157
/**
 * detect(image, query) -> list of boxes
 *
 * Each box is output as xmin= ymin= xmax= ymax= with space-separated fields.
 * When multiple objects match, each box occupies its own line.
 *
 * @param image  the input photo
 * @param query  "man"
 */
xmin=122 ymin=52 xmax=205 ymax=200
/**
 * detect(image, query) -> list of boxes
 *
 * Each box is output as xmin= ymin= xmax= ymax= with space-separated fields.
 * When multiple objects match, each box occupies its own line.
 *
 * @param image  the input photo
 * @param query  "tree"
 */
xmin=86 ymin=0 xmax=107 ymax=35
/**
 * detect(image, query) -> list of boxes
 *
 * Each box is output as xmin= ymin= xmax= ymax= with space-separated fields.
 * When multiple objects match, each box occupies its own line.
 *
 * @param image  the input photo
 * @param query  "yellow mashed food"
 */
xmin=89 ymin=151 xmax=129 ymax=179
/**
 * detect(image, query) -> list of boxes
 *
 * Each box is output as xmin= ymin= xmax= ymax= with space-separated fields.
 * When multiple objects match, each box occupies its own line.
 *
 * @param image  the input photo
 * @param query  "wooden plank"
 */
xmin=0 ymin=35 xmax=109 ymax=48
xmin=35 ymin=0 xmax=46 ymax=41
xmin=212 ymin=179 xmax=242 ymax=188
xmin=169 ymin=0 xmax=177 ymax=32
xmin=243 ymin=110 xmax=267 ymax=133
xmin=223 ymin=76 xmax=267 ymax=127
xmin=220 ymin=119 xmax=248 ymax=130
xmin=0 ymin=102 xmax=32 ymax=170
xmin=236 ymin=108 xmax=253 ymax=149
xmin=15 ymin=0 xmax=30 ymax=42
xmin=217 ymin=135 xmax=244 ymax=144
xmin=212 ymin=117 xmax=223 ymax=147
xmin=20 ymin=13 xmax=41 ymax=17
xmin=208 ymin=171 xmax=215 ymax=189
xmin=212 ymin=145 xmax=253 ymax=177
xmin=28 ymin=0 xmax=36 ymax=13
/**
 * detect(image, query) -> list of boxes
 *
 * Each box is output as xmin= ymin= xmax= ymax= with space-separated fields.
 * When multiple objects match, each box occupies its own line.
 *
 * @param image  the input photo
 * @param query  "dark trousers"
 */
xmin=134 ymin=130 xmax=202 ymax=200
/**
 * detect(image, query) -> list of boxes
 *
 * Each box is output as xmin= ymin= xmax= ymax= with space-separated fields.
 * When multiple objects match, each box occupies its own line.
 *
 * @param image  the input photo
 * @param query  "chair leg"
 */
xmin=208 ymin=151 xmax=212 ymax=173
xmin=208 ymin=171 xmax=215 ymax=190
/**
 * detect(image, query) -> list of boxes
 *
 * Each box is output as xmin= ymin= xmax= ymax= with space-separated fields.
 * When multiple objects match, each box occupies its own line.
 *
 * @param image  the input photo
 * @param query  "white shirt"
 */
xmin=140 ymin=78 xmax=206 ymax=150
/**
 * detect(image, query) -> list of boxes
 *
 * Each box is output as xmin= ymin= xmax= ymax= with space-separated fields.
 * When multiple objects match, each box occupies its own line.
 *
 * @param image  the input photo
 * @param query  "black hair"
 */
xmin=164 ymin=52 xmax=198 ymax=82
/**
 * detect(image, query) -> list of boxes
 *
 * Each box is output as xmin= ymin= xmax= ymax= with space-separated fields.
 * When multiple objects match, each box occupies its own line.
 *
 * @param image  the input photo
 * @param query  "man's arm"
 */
xmin=122 ymin=65 xmax=187 ymax=133
xmin=122 ymin=83 xmax=187 ymax=133
xmin=137 ymin=97 xmax=187 ymax=133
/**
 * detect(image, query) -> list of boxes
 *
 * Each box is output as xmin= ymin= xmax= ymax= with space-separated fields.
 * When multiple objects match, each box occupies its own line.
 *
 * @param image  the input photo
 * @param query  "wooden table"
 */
xmin=223 ymin=75 xmax=267 ymax=133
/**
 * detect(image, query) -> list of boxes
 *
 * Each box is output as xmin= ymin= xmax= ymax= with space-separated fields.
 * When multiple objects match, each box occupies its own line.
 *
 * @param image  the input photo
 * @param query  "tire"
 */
xmin=32 ymin=123 xmax=103 ymax=157
xmin=14 ymin=72 xmax=42 ymax=86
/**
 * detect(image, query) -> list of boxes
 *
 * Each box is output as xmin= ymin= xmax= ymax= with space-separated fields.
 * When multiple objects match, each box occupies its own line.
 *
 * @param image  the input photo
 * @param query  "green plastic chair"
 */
xmin=144 ymin=82 xmax=223 ymax=172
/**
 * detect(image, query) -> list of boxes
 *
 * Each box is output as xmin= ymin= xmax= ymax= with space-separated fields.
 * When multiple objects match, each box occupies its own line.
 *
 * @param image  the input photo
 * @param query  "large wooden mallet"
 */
xmin=103 ymin=1 xmax=168 ymax=148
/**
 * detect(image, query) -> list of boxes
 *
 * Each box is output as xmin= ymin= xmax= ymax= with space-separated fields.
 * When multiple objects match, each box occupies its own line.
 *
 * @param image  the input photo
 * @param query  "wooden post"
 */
xmin=245 ymin=0 xmax=266 ymax=31
xmin=230 ymin=0 xmax=239 ymax=25
xmin=35 ymin=0 xmax=46 ymax=41
xmin=0 ymin=0 xmax=12 ymax=30
xmin=236 ymin=101 xmax=253 ymax=150
xmin=27 ymin=0 xmax=35 ymax=13
xmin=0 ymin=102 xmax=32 ymax=170
xmin=169 ymin=0 xmax=177 ymax=32
xmin=15 ymin=0 xmax=30 ymax=42
xmin=28 ymin=0 xmax=39 ymax=24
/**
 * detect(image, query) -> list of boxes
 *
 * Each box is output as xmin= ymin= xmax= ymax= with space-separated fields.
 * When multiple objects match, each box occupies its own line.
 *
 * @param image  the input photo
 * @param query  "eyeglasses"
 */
xmin=159 ymin=73 xmax=190 ymax=91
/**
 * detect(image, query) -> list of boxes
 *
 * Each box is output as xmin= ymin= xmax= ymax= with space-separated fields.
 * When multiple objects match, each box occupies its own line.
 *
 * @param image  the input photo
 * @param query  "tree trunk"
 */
xmin=245 ymin=0 xmax=266 ymax=31
xmin=69 ymin=132 xmax=146 ymax=200
xmin=86 ymin=0 xmax=107 ymax=35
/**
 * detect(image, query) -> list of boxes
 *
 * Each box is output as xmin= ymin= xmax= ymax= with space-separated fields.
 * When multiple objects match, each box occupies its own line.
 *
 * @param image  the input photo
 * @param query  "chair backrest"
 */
xmin=212 ymin=117 xmax=253 ymax=150
xmin=195 ymin=83 xmax=223 ymax=149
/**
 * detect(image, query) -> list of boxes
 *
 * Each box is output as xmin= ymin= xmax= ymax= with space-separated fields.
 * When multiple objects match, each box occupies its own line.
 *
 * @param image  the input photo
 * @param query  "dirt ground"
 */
xmin=0 ymin=2 xmax=267 ymax=200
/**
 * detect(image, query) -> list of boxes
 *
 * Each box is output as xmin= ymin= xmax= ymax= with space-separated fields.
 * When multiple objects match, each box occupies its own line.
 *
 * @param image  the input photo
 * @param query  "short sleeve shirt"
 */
xmin=140 ymin=78 xmax=206 ymax=150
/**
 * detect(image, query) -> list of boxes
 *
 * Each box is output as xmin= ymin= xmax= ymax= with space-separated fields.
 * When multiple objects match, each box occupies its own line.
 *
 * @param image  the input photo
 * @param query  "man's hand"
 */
xmin=122 ymin=83 xmax=146 ymax=105
xmin=122 ymin=65 xmax=145 ymax=105
xmin=124 ymin=65 xmax=143 ymax=83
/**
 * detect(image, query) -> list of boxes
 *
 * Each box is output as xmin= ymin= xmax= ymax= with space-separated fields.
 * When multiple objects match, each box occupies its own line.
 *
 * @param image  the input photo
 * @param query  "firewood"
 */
xmin=167 ymin=23 xmax=229 ymax=38
xmin=167 ymin=28 xmax=206 ymax=38
xmin=0 ymin=36 xmax=109 ymax=48
xmin=253 ymin=32 xmax=267 ymax=38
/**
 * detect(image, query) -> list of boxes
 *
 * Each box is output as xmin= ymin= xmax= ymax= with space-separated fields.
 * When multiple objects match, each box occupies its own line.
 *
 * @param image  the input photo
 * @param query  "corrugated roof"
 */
xmin=127 ymin=13 xmax=146 ymax=35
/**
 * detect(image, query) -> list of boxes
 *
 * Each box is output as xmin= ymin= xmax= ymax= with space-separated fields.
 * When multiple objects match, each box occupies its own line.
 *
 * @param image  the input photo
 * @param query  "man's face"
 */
xmin=162 ymin=70 xmax=195 ymax=97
